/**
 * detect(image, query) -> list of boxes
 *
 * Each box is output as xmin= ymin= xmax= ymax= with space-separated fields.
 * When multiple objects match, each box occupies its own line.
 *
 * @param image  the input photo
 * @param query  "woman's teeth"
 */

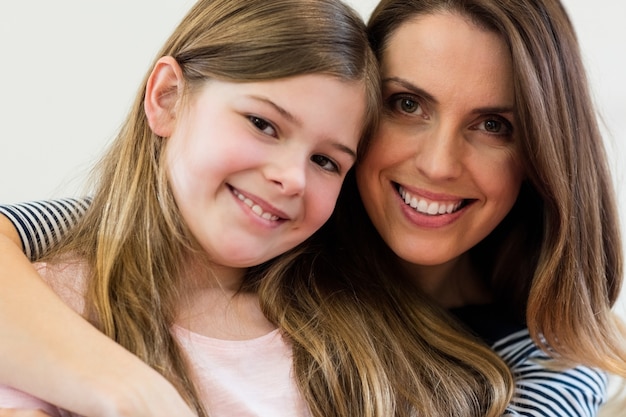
xmin=398 ymin=186 xmax=462 ymax=215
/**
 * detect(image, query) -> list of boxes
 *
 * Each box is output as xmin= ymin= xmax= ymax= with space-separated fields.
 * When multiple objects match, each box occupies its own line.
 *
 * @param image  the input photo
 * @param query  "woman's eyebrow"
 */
xmin=384 ymin=76 xmax=515 ymax=115
xmin=470 ymin=106 xmax=515 ymax=115
xmin=382 ymin=76 xmax=436 ymax=103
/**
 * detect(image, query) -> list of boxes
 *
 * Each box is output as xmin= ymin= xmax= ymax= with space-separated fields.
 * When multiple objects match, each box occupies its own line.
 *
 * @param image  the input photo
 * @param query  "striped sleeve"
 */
xmin=0 ymin=197 xmax=92 ymax=261
xmin=495 ymin=329 xmax=607 ymax=417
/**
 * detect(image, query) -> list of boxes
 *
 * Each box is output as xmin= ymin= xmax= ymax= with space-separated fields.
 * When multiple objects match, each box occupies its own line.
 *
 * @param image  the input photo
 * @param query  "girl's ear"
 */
xmin=144 ymin=56 xmax=184 ymax=137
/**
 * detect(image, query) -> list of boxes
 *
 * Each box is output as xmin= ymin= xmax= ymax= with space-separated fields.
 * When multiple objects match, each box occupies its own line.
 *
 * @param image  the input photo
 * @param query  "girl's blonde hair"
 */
xmin=46 ymin=0 xmax=379 ymax=415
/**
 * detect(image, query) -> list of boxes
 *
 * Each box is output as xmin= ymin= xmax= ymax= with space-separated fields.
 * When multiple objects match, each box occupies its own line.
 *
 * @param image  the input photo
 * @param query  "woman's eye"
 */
xmin=476 ymin=117 xmax=513 ymax=136
xmin=311 ymin=154 xmax=339 ymax=173
xmin=248 ymin=116 xmax=277 ymax=137
xmin=387 ymin=94 xmax=424 ymax=116
xmin=399 ymin=98 xmax=420 ymax=113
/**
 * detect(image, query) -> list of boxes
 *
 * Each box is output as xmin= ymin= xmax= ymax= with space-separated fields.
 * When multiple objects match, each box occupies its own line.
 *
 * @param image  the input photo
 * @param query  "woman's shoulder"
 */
xmin=494 ymin=328 xmax=608 ymax=417
xmin=454 ymin=304 xmax=608 ymax=416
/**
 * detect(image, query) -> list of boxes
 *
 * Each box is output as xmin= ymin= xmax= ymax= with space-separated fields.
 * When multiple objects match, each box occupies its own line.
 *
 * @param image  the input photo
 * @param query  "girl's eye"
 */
xmin=248 ymin=116 xmax=277 ymax=137
xmin=476 ymin=117 xmax=513 ymax=137
xmin=387 ymin=94 xmax=424 ymax=116
xmin=311 ymin=154 xmax=339 ymax=173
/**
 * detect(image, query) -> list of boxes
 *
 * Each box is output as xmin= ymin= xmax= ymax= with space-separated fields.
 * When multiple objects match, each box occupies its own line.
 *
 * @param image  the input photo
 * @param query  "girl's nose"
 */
xmin=264 ymin=153 xmax=307 ymax=196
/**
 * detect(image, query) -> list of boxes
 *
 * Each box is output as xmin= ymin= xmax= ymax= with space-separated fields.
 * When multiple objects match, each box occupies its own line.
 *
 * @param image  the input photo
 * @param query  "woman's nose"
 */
xmin=412 ymin=124 xmax=464 ymax=181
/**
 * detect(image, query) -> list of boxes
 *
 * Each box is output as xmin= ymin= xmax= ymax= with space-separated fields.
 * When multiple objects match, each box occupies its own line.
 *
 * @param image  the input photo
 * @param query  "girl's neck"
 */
xmin=175 ymin=257 xmax=276 ymax=340
xmin=181 ymin=255 xmax=248 ymax=292
xmin=399 ymin=254 xmax=491 ymax=309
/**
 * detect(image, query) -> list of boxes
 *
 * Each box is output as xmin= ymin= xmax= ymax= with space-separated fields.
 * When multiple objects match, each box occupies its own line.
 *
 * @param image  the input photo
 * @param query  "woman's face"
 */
xmin=357 ymin=12 xmax=525 ymax=268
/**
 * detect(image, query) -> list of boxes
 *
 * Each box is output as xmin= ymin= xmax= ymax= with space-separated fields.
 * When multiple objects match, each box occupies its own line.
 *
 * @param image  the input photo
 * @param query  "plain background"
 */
xmin=0 ymin=0 xmax=624 ymax=320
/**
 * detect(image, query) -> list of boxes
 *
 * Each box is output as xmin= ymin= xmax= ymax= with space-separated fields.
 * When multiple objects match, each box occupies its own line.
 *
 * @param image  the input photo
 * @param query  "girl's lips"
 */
xmin=229 ymin=186 xmax=290 ymax=222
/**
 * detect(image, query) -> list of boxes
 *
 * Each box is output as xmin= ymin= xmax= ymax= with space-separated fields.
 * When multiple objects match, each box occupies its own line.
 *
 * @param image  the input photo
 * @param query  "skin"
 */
xmin=0 ymin=411 xmax=50 ymax=417
xmin=357 ymin=12 xmax=525 ymax=308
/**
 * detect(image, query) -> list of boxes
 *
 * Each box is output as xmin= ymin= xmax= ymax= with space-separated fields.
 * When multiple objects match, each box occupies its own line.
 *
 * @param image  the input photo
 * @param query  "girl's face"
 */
xmin=165 ymin=74 xmax=366 ymax=269
xmin=357 ymin=12 xmax=525 ymax=269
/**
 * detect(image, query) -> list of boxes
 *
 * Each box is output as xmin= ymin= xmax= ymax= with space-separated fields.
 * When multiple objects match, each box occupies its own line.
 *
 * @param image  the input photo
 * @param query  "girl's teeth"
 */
xmin=234 ymin=190 xmax=280 ymax=221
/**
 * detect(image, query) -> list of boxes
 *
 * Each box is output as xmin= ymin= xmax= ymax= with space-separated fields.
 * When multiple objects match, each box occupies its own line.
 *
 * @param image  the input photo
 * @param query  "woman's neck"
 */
xmin=399 ymin=254 xmax=491 ymax=309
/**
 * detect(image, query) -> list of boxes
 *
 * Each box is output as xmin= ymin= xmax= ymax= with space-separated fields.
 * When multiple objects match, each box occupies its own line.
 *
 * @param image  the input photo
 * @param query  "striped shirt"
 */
xmin=0 ymin=199 xmax=609 ymax=416
xmin=497 ymin=329 xmax=607 ymax=416
xmin=0 ymin=197 xmax=90 ymax=260
xmin=451 ymin=304 xmax=607 ymax=416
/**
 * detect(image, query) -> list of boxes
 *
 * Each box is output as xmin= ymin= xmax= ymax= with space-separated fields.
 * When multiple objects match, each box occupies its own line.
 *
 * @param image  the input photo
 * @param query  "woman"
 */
xmin=339 ymin=0 xmax=625 ymax=414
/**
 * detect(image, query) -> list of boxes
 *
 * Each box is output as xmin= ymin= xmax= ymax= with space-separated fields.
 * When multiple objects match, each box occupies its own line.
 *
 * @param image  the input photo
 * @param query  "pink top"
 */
xmin=0 ymin=262 xmax=310 ymax=417
xmin=174 ymin=325 xmax=310 ymax=417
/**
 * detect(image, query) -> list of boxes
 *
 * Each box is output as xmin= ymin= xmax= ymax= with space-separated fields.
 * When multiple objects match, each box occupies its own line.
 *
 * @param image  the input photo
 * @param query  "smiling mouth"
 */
xmin=396 ymin=185 xmax=469 ymax=215
xmin=231 ymin=188 xmax=282 ymax=221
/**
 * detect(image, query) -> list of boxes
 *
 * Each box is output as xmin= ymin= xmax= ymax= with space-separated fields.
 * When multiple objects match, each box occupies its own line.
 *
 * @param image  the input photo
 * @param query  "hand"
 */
xmin=0 ymin=410 xmax=53 ymax=417
xmin=85 ymin=367 xmax=199 ymax=417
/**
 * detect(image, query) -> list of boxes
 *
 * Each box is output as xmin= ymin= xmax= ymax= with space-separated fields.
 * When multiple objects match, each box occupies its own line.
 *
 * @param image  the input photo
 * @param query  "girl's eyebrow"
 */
xmin=248 ymin=95 xmax=356 ymax=160
xmin=249 ymin=95 xmax=302 ymax=126
xmin=333 ymin=143 xmax=357 ymax=161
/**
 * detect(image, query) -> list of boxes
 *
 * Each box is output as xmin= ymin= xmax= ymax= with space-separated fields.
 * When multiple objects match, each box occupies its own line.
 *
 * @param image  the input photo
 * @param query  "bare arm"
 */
xmin=0 ymin=410 xmax=52 ymax=417
xmin=0 ymin=204 xmax=197 ymax=417
xmin=0 ymin=211 xmax=21 ymax=249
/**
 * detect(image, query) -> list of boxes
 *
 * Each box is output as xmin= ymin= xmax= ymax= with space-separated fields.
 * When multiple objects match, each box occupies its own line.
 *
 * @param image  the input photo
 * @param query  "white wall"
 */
xmin=1 ymin=1 xmax=624 ymax=318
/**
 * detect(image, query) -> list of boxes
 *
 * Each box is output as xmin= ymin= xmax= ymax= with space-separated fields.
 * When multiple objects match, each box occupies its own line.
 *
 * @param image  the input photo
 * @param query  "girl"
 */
xmin=0 ymin=0 xmax=515 ymax=417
